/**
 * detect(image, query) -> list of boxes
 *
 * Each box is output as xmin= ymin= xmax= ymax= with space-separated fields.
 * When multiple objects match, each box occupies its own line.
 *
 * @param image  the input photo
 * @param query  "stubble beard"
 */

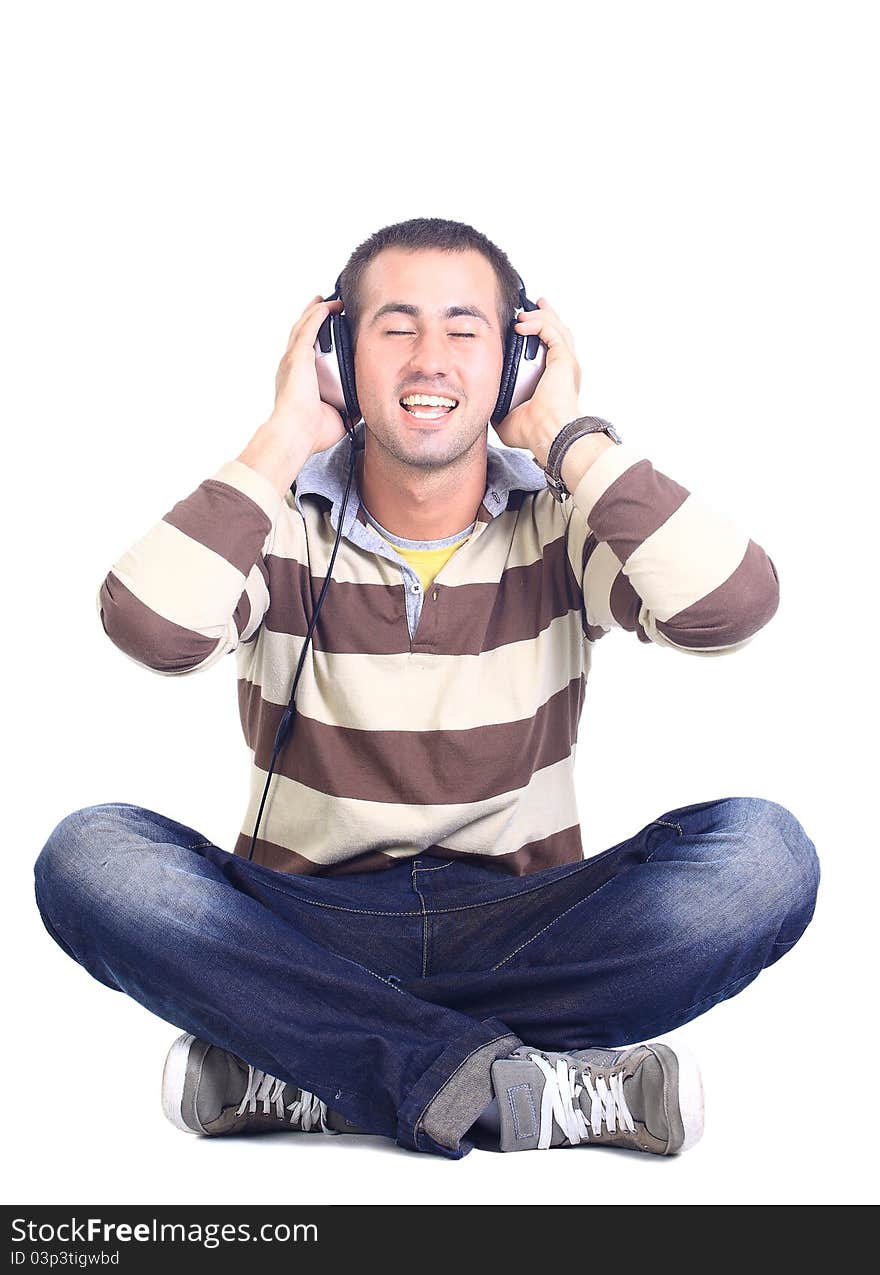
xmin=366 ymin=406 xmax=489 ymax=473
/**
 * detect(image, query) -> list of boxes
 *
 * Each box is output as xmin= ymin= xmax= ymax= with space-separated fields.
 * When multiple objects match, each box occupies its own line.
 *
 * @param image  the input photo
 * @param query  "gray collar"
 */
xmin=292 ymin=419 xmax=547 ymax=536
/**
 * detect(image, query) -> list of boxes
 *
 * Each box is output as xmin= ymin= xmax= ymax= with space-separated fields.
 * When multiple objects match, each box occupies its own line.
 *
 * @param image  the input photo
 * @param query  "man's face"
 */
xmin=352 ymin=247 xmax=506 ymax=470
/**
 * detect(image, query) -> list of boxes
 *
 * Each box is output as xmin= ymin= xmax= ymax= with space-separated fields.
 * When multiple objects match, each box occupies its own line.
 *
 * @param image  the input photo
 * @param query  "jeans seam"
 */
xmin=254 ymin=878 xmax=424 ymax=917
xmin=643 ymin=818 xmax=683 ymax=862
xmin=411 ymin=872 xmax=430 ymax=977
xmin=489 ymin=889 xmax=605 ymax=971
xmin=487 ymin=847 xmax=664 ymax=971
xmin=342 ymin=956 xmax=408 ymax=996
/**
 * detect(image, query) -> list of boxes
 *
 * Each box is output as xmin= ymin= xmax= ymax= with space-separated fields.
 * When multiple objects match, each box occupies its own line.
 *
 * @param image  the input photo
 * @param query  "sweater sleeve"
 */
xmin=96 ymin=460 xmax=285 ymax=675
xmin=564 ymin=443 xmax=780 ymax=654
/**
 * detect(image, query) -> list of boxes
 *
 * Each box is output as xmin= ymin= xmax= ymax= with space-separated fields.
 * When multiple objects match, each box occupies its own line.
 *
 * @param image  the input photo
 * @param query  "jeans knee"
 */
xmin=747 ymin=799 xmax=820 ymax=946
xmin=747 ymin=799 xmax=820 ymax=908
xmin=657 ymin=797 xmax=819 ymax=952
xmin=701 ymin=798 xmax=819 ymax=957
xmin=34 ymin=803 xmax=140 ymax=918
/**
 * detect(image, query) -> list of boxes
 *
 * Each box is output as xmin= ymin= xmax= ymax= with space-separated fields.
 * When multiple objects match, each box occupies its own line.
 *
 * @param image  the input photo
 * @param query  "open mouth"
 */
xmin=399 ymin=393 xmax=459 ymax=421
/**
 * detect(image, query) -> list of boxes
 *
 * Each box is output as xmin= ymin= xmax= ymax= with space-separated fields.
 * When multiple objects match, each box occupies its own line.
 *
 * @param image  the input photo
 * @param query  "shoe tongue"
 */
xmin=491 ymin=1057 xmax=547 ymax=1152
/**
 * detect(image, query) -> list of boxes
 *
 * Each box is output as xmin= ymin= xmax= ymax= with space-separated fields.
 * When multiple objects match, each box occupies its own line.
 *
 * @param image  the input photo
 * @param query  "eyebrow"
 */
xmin=369 ymin=302 xmax=493 ymax=328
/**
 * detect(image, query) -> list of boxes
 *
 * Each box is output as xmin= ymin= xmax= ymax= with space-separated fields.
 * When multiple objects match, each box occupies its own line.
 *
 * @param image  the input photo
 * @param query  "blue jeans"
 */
xmin=33 ymin=795 xmax=819 ymax=1159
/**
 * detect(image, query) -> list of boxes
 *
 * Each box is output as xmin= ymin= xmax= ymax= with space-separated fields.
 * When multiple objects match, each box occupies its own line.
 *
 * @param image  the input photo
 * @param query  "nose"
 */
xmin=406 ymin=325 xmax=450 ymax=379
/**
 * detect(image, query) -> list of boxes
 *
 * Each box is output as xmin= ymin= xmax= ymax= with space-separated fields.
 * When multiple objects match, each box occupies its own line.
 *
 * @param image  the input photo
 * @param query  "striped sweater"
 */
xmin=97 ymin=422 xmax=779 ymax=876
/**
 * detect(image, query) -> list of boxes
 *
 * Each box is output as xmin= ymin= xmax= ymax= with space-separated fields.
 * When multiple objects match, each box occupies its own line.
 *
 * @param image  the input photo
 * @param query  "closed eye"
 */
xmin=384 ymin=330 xmax=477 ymax=338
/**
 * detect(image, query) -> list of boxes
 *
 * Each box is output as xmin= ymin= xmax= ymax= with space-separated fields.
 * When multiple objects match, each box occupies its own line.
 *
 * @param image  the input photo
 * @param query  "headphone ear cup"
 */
xmin=491 ymin=325 xmax=523 ymax=425
xmin=333 ymin=311 xmax=361 ymax=423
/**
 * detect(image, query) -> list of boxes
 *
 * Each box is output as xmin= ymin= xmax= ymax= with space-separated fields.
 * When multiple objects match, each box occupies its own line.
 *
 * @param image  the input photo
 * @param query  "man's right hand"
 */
xmin=269 ymin=295 xmax=349 ymax=458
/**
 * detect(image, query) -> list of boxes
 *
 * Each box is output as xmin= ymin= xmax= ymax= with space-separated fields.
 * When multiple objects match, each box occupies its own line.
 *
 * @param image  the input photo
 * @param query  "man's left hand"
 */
xmin=493 ymin=297 xmax=582 ymax=464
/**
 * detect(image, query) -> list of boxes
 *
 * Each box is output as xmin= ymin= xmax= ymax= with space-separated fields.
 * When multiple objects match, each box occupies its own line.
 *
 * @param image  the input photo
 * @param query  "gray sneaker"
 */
xmin=490 ymin=1041 xmax=704 ymax=1155
xmin=161 ymin=1033 xmax=368 ymax=1137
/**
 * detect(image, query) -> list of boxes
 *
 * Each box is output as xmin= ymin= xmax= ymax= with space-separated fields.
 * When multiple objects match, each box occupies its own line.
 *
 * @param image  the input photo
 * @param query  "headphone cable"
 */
xmin=246 ymin=423 xmax=359 ymax=862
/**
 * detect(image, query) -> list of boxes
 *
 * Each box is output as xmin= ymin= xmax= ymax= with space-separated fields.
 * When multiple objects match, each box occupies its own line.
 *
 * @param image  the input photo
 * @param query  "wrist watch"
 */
xmin=535 ymin=416 xmax=624 ymax=502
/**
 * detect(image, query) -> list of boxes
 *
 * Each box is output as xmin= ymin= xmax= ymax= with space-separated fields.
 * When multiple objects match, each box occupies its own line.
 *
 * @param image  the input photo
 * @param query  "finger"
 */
xmin=529 ymin=298 xmax=570 ymax=334
xmin=516 ymin=298 xmax=563 ymax=327
xmin=514 ymin=312 xmax=570 ymax=350
xmin=287 ymin=297 xmax=344 ymax=348
xmin=531 ymin=298 xmax=572 ymax=335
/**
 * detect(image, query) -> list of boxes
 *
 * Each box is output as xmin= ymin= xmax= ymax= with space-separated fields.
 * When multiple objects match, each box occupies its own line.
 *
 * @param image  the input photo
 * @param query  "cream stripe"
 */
xmin=565 ymin=501 xmax=591 ymax=584
xmin=582 ymin=540 xmax=625 ymax=632
xmin=211 ymin=460 xmax=286 ymax=524
xmin=240 ymin=751 xmax=581 ymax=866
xmin=239 ymin=608 xmax=586 ymax=730
xmin=238 ymin=561 xmax=271 ymax=642
xmin=626 ymin=494 xmax=749 ymax=621
xmin=570 ymin=442 xmax=645 ymax=525
xmin=109 ymin=520 xmax=248 ymax=636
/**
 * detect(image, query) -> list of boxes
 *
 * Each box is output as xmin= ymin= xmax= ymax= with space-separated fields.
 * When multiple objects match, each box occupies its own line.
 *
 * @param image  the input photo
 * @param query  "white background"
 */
xmin=3 ymin=0 xmax=877 ymax=1207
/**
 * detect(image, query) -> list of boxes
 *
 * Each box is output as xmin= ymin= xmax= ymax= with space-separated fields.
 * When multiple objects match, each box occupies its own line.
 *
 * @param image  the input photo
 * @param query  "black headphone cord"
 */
xmin=246 ymin=423 xmax=359 ymax=862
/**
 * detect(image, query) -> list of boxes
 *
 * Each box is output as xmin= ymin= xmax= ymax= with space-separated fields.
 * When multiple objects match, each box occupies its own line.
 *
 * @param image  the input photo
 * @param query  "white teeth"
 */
xmin=400 ymin=394 xmax=458 ymax=408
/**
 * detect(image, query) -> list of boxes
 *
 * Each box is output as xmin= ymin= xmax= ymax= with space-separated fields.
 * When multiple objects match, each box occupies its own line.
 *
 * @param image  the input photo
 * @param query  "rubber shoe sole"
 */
xmin=161 ymin=1032 xmax=204 ymax=1133
xmin=667 ymin=1041 xmax=705 ymax=1152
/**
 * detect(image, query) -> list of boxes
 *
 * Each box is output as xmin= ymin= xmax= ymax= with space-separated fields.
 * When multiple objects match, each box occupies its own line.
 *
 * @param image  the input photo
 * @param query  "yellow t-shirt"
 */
xmin=376 ymin=533 xmax=471 ymax=593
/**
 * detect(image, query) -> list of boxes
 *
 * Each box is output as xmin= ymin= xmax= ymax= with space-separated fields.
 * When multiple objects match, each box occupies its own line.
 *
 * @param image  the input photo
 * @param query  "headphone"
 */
xmin=247 ymin=267 xmax=546 ymax=861
xmin=314 ymin=271 xmax=547 ymax=426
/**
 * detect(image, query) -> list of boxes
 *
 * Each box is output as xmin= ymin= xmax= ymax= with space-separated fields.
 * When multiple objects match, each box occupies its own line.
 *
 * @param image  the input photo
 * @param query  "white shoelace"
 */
xmin=529 ymin=1054 xmax=636 ymax=1149
xmin=235 ymin=1065 xmax=335 ymax=1133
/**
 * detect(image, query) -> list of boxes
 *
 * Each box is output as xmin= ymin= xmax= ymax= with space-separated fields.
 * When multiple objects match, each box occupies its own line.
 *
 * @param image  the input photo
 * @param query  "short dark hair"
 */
xmin=338 ymin=217 xmax=522 ymax=347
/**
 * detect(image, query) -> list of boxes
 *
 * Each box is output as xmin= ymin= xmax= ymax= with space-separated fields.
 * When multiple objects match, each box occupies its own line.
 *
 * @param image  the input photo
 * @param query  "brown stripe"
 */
xmin=162 ymin=478 xmax=272 ymax=575
xmin=99 ymin=572 xmax=219 ymax=671
xmin=504 ymin=489 xmax=528 ymax=514
xmin=582 ymin=531 xmax=599 ymax=574
xmin=588 ymin=460 xmax=690 ymax=564
xmin=609 ymin=570 xmax=651 ymax=642
xmin=237 ymin=674 xmax=585 ymax=803
xmin=262 ymin=532 xmax=582 ymax=656
xmin=232 ymin=825 xmax=584 ymax=877
xmin=655 ymin=541 xmax=780 ymax=648
xmin=266 ymin=560 xmax=410 ymax=653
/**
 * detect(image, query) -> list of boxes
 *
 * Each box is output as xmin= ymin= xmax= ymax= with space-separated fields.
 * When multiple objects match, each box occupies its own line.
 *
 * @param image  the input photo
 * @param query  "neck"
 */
xmin=356 ymin=429 xmax=488 ymax=540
